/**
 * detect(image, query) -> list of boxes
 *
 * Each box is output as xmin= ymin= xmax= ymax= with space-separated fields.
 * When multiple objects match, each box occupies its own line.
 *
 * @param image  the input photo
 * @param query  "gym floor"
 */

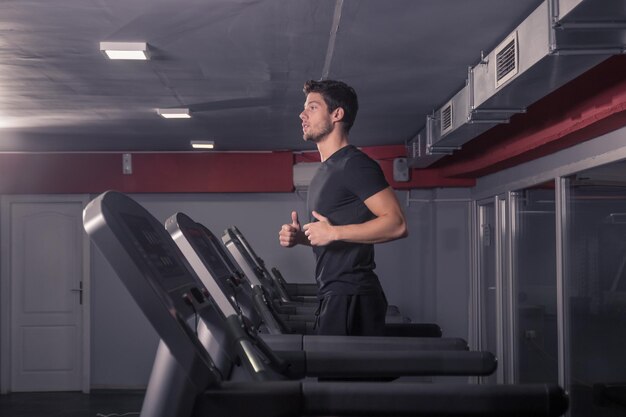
xmin=1 ymin=385 xmax=624 ymax=417
xmin=0 ymin=390 xmax=144 ymax=417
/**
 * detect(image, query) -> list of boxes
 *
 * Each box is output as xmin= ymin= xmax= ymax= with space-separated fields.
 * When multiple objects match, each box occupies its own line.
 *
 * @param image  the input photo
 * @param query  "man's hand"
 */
xmin=303 ymin=211 xmax=337 ymax=246
xmin=279 ymin=211 xmax=302 ymax=247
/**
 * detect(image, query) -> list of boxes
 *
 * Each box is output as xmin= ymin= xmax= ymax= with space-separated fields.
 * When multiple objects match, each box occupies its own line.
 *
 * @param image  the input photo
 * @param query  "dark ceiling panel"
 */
xmin=0 ymin=0 xmax=543 ymax=152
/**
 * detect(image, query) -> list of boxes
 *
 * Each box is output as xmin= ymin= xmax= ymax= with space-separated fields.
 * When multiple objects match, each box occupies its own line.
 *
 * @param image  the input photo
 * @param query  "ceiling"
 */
xmin=0 ymin=0 xmax=544 ymax=153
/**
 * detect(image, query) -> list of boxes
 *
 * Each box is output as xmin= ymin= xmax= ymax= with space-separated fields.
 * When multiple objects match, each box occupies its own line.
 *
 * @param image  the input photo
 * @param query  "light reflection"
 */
xmin=0 ymin=110 xmax=143 ymax=129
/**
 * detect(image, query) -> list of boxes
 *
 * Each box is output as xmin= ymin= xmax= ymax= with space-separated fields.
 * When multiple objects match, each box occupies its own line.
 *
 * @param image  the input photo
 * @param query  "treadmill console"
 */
xmin=83 ymin=191 xmax=220 ymax=388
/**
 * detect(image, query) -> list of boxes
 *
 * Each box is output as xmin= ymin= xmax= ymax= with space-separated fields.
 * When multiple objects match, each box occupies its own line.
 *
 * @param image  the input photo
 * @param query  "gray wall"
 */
xmin=90 ymin=189 xmax=473 ymax=388
xmin=392 ymin=188 xmax=472 ymax=337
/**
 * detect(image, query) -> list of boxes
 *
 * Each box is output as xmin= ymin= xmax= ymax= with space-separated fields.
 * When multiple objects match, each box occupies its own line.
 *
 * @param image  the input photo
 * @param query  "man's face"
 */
xmin=300 ymin=92 xmax=333 ymax=143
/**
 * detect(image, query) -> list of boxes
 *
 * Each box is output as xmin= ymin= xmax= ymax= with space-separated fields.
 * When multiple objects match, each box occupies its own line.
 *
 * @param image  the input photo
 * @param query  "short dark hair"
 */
xmin=303 ymin=79 xmax=358 ymax=132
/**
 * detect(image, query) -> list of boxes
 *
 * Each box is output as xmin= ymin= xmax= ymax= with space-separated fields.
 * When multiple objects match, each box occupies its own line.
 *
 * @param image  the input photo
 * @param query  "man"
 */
xmin=278 ymin=79 xmax=408 ymax=336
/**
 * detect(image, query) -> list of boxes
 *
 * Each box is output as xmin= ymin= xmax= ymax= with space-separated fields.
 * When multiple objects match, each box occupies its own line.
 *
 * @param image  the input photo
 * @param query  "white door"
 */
xmin=1 ymin=195 xmax=90 ymax=392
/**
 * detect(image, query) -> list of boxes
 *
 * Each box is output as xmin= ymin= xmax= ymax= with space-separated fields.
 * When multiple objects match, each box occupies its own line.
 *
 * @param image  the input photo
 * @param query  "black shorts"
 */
xmin=315 ymin=292 xmax=388 ymax=336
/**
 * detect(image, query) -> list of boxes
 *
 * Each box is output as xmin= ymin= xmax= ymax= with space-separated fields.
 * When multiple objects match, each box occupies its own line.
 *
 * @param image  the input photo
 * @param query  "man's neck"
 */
xmin=317 ymin=130 xmax=349 ymax=162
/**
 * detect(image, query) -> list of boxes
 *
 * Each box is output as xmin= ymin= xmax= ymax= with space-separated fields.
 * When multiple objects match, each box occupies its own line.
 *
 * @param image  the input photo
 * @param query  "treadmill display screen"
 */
xmin=203 ymin=229 xmax=241 ymax=274
xmin=122 ymin=213 xmax=187 ymax=279
xmin=186 ymin=228 xmax=231 ymax=279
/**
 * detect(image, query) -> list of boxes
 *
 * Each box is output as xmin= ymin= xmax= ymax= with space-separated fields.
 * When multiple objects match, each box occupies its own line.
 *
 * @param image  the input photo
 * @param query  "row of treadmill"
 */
xmin=83 ymin=191 xmax=569 ymax=417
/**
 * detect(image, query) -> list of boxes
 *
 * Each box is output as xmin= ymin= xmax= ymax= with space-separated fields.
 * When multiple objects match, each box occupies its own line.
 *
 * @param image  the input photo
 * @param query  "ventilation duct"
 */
xmin=406 ymin=118 xmax=450 ymax=168
xmin=409 ymin=0 xmax=626 ymax=168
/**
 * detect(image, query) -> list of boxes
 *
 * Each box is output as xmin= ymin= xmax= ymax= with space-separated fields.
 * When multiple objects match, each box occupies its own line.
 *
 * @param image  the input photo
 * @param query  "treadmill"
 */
xmin=226 ymin=225 xmax=318 ymax=301
xmin=222 ymin=225 xmax=442 ymax=336
xmin=223 ymin=225 xmax=403 ymax=313
xmin=84 ymin=191 xmax=569 ymax=417
xmin=167 ymin=211 xmax=478 ymax=357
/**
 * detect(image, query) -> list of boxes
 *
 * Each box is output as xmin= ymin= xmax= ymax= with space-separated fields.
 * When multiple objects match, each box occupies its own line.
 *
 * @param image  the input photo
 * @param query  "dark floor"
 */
xmin=2 ymin=385 xmax=626 ymax=417
xmin=0 ymin=390 xmax=145 ymax=417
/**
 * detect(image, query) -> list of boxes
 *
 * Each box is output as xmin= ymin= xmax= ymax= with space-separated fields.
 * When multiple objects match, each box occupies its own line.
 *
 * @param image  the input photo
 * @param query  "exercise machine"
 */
xmin=84 ymin=191 xmax=568 ymax=417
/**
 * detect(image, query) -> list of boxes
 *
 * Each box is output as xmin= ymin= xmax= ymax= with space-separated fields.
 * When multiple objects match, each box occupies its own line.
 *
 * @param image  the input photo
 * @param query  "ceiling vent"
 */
xmin=495 ymin=32 xmax=519 ymax=88
xmin=406 ymin=137 xmax=420 ymax=159
xmin=440 ymin=102 xmax=454 ymax=135
xmin=406 ymin=130 xmax=421 ymax=160
xmin=407 ymin=116 xmax=458 ymax=168
xmin=409 ymin=0 xmax=626 ymax=169
xmin=421 ymin=78 xmax=505 ymax=159
xmin=472 ymin=0 xmax=621 ymax=115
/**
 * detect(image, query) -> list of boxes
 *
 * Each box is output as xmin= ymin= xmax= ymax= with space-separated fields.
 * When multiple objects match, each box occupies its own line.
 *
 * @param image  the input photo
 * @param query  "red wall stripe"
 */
xmin=295 ymin=146 xmax=475 ymax=188
xmin=295 ymin=145 xmax=408 ymax=163
xmin=0 ymin=152 xmax=294 ymax=194
xmin=379 ymin=160 xmax=475 ymax=189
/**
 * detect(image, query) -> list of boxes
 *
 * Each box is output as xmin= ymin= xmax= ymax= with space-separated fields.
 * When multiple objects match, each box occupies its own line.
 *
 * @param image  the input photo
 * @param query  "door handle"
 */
xmin=71 ymin=281 xmax=83 ymax=305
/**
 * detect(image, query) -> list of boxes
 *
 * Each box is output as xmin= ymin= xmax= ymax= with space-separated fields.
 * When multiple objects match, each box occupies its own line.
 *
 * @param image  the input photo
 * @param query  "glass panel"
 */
xmin=478 ymin=202 xmax=498 ymax=384
xmin=565 ymin=161 xmax=626 ymax=417
xmin=511 ymin=184 xmax=558 ymax=384
xmin=498 ymin=196 xmax=512 ymax=383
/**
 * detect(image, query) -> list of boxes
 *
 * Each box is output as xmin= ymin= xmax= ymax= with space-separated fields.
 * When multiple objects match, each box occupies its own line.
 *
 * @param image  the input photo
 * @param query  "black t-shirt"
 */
xmin=307 ymin=145 xmax=389 ymax=296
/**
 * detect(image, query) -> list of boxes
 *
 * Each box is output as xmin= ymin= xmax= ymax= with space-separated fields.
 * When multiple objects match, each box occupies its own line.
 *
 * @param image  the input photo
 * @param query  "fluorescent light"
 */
xmin=156 ymin=108 xmax=191 ymax=119
xmin=191 ymin=141 xmax=215 ymax=149
xmin=100 ymin=42 xmax=149 ymax=60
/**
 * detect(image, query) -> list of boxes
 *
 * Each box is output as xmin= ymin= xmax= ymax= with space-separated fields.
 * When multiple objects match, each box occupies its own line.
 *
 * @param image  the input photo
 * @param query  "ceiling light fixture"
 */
xmin=191 ymin=140 xmax=215 ymax=150
xmin=100 ymin=42 xmax=149 ymax=60
xmin=156 ymin=108 xmax=191 ymax=119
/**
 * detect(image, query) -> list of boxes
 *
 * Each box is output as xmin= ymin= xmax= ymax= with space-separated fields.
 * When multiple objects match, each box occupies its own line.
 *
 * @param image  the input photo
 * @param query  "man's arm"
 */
xmin=303 ymin=187 xmax=408 ymax=246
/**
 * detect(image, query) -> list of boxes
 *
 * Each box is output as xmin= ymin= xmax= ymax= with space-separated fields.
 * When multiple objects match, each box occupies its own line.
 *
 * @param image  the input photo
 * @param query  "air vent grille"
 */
xmin=407 ymin=134 xmax=422 ymax=158
xmin=440 ymin=102 xmax=453 ymax=135
xmin=412 ymin=139 xmax=419 ymax=158
xmin=495 ymin=32 xmax=518 ymax=88
xmin=406 ymin=140 xmax=417 ymax=158
xmin=496 ymin=40 xmax=516 ymax=80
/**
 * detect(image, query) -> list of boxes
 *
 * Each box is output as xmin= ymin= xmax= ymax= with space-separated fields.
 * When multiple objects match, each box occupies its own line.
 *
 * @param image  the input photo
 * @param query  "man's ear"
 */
xmin=332 ymin=107 xmax=345 ymax=123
